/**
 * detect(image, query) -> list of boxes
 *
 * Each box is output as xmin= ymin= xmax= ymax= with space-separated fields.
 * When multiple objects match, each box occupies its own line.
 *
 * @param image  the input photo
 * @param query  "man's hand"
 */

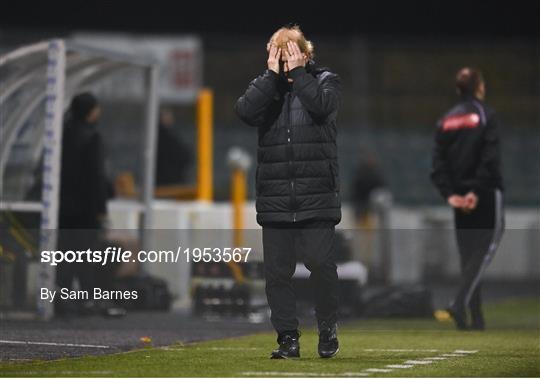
xmin=464 ymin=191 xmax=478 ymax=211
xmin=267 ymin=44 xmax=281 ymax=74
xmin=447 ymin=195 xmax=466 ymax=209
xmin=286 ymin=41 xmax=306 ymax=70
xmin=447 ymin=193 xmax=478 ymax=213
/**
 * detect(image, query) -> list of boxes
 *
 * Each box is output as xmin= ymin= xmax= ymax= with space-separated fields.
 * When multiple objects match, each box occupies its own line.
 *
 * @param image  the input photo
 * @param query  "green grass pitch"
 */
xmin=1 ymin=298 xmax=539 ymax=377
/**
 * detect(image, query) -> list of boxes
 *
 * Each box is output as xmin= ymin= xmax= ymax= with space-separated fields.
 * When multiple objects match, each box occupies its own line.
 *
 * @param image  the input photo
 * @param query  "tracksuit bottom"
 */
xmin=262 ymin=220 xmax=339 ymax=335
xmin=56 ymin=229 xmax=101 ymax=292
xmin=452 ymin=189 xmax=505 ymax=320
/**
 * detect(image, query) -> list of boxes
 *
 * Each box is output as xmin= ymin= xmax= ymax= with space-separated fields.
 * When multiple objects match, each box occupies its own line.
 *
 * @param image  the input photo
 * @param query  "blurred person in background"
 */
xmin=351 ymin=153 xmax=386 ymax=224
xmin=155 ymin=108 xmax=192 ymax=186
xmin=351 ymin=153 xmax=386 ymax=268
xmin=56 ymin=92 xmax=122 ymax=317
xmin=431 ymin=67 xmax=505 ymax=331
xmin=235 ymin=25 xmax=342 ymax=359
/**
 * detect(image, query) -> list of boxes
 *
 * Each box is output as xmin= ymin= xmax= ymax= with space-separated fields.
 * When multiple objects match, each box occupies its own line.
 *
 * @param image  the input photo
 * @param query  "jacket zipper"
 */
xmin=287 ymin=92 xmax=296 ymax=222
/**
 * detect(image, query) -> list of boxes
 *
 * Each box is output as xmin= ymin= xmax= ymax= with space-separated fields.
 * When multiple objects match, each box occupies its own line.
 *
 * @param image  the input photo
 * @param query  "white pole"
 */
xmin=140 ymin=65 xmax=159 ymax=250
xmin=37 ymin=39 xmax=66 ymax=320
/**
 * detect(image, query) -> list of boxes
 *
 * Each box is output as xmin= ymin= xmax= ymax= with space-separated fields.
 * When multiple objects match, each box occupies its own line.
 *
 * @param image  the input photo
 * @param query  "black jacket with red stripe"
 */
xmin=431 ymin=95 xmax=504 ymax=199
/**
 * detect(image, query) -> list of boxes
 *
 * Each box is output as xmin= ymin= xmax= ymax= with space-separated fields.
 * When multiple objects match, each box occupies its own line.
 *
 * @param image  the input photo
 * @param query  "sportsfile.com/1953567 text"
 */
xmin=40 ymin=246 xmax=252 ymax=266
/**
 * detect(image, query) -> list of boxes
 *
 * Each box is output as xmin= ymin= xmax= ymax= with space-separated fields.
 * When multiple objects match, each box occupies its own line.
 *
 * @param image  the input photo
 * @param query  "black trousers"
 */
xmin=56 ymin=229 xmax=101 ymax=292
xmin=262 ymin=220 xmax=338 ymax=334
xmin=452 ymin=189 xmax=504 ymax=315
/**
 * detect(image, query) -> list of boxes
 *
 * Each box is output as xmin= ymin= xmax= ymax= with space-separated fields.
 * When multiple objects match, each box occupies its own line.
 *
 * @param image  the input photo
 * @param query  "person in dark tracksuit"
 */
xmin=56 ymin=93 xmax=109 ymax=315
xmin=235 ymin=25 xmax=342 ymax=358
xmin=431 ymin=67 xmax=505 ymax=330
xmin=155 ymin=108 xmax=192 ymax=186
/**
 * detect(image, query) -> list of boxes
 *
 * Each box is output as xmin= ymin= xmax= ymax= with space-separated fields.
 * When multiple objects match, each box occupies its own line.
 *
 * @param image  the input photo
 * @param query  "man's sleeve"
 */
xmin=288 ymin=67 xmax=342 ymax=120
xmin=471 ymin=113 xmax=502 ymax=192
xmin=430 ymin=125 xmax=453 ymax=199
xmin=235 ymin=70 xmax=280 ymax=127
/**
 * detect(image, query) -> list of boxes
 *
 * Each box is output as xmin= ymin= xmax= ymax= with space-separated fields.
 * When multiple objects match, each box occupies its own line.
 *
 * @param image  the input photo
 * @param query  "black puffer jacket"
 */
xmin=235 ymin=62 xmax=342 ymax=226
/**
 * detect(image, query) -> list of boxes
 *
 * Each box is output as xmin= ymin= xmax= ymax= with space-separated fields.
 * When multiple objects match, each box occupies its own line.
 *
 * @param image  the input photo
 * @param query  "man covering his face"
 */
xmin=235 ymin=25 xmax=342 ymax=359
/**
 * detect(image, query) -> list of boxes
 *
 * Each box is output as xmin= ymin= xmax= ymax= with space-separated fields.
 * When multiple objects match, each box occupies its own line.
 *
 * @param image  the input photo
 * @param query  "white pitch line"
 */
xmin=340 ymin=373 xmax=370 ymax=377
xmin=242 ymin=372 xmax=320 ymax=377
xmin=386 ymin=364 xmax=414 ymax=369
xmin=241 ymin=372 xmax=369 ymax=377
xmin=405 ymin=360 xmax=434 ymax=365
xmin=241 ymin=348 xmax=478 ymax=377
xmin=0 ymin=339 xmax=111 ymax=349
xmin=365 ymin=368 xmax=393 ymax=373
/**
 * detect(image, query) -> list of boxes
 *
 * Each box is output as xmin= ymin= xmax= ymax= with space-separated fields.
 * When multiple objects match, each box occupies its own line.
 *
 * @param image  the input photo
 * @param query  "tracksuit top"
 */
xmin=431 ymin=95 xmax=504 ymax=198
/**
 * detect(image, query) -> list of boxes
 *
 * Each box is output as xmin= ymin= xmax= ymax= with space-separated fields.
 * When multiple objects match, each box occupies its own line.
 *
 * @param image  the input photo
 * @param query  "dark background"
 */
xmin=1 ymin=2 xmax=539 ymax=36
xmin=1 ymin=2 xmax=539 ymax=205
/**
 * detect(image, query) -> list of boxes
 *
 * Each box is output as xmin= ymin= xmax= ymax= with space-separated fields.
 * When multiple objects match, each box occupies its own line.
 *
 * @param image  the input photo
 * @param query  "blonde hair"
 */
xmin=267 ymin=25 xmax=314 ymax=59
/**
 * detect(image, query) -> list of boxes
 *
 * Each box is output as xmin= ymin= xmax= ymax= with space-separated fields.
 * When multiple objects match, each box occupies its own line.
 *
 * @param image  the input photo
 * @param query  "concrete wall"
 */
xmin=108 ymin=200 xmax=539 ymax=305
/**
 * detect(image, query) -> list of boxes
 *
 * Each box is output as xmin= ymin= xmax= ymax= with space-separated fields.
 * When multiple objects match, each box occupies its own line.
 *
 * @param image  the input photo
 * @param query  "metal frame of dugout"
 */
xmin=0 ymin=39 xmax=160 ymax=320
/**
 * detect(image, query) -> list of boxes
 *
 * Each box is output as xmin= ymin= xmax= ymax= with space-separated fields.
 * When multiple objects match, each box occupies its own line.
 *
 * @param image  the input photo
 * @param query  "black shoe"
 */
xmin=318 ymin=322 xmax=339 ymax=358
xmin=270 ymin=332 xmax=300 ymax=359
xmin=447 ymin=306 xmax=468 ymax=330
